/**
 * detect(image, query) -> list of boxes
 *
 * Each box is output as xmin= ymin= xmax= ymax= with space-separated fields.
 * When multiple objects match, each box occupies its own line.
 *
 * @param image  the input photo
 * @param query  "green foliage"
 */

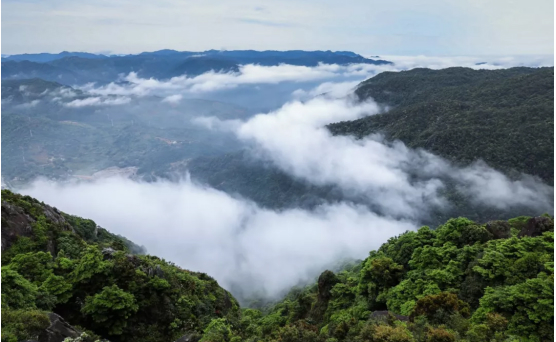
xmin=235 ymin=215 xmax=553 ymax=342
xmin=1 ymin=309 xmax=50 ymax=342
xmin=410 ymin=292 xmax=469 ymax=324
xmin=1 ymin=191 xmax=241 ymax=342
xmin=2 ymin=191 xmax=553 ymax=342
xmin=1 ymin=267 xmax=39 ymax=310
xmin=82 ymin=284 xmax=139 ymax=335
xmin=200 ymin=318 xmax=233 ymax=342
xmin=8 ymin=251 xmax=54 ymax=284
xmin=329 ymin=67 xmax=554 ymax=185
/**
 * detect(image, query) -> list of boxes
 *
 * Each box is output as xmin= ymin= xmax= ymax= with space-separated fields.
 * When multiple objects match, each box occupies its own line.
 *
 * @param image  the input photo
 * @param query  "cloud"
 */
xmin=64 ymin=96 xmax=131 ymax=108
xmin=16 ymin=99 xmax=40 ymax=108
xmin=376 ymin=54 xmax=555 ymax=70
xmin=161 ymin=94 xmax=183 ymax=104
xmin=199 ymin=96 xmax=554 ymax=219
xmin=292 ymin=81 xmax=360 ymax=100
xmin=237 ymin=18 xmax=295 ymax=27
xmin=78 ymin=55 xmax=552 ymax=105
xmin=21 ymin=177 xmax=415 ymax=299
xmin=81 ymin=63 xmax=388 ymax=97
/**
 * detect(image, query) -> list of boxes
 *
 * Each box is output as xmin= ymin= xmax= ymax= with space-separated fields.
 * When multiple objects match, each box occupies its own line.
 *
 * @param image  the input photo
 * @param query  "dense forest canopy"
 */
xmin=2 ymin=190 xmax=553 ymax=342
xmin=328 ymin=67 xmax=554 ymax=184
xmin=1 ymin=190 xmax=239 ymax=342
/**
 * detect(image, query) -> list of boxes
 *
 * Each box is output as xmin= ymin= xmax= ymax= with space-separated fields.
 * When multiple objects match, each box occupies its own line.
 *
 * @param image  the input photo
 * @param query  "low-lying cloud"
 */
xmin=197 ymin=96 xmax=554 ymax=220
xmin=64 ymin=96 xmax=131 ymax=108
xmin=22 ymin=177 xmax=415 ymax=299
xmin=11 ymin=55 xmax=554 ymax=302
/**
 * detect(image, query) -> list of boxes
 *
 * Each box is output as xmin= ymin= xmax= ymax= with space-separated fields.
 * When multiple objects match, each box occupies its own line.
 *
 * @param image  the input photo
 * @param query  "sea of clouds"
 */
xmin=18 ymin=54 xmax=554 ymax=301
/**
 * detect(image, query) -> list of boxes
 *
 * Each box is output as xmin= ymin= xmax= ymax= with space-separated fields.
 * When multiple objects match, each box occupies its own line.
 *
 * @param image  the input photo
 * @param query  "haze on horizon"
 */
xmin=1 ymin=0 xmax=554 ymax=56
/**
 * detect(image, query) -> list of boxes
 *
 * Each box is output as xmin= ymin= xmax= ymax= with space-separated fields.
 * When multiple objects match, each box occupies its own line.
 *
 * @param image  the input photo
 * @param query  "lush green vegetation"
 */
xmin=1 ymin=190 xmax=239 ymax=342
xmin=230 ymin=215 xmax=554 ymax=342
xmin=328 ymin=67 xmax=554 ymax=184
xmin=2 ymin=189 xmax=553 ymax=341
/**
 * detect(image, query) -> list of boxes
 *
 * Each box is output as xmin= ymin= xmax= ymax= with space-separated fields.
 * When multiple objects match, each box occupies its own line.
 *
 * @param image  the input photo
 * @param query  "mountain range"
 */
xmin=2 ymin=50 xmax=392 ymax=85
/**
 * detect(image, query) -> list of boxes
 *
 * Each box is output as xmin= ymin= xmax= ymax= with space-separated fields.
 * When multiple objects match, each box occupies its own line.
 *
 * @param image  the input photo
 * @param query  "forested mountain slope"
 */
xmin=185 ymin=67 xmax=554 ymax=225
xmin=328 ymin=67 xmax=554 ymax=184
xmin=2 ymin=190 xmax=553 ymax=341
xmin=1 ymin=190 xmax=239 ymax=342
xmin=235 ymin=215 xmax=554 ymax=342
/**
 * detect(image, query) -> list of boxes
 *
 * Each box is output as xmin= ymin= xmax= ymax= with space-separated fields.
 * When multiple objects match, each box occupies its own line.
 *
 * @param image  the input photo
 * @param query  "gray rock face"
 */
xmin=38 ymin=313 xmax=81 ymax=342
xmin=519 ymin=216 xmax=554 ymax=237
xmin=485 ymin=220 xmax=511 ymax=239
xmin=369 ymin=310 xmax=409 ymax=322
xmin=1 ymin=197 xmax=73 ymax=254
xmin=174 ymin=331 xmax=201 ymax=342
xmin=1 ymin=201 xmax=36 ymax=252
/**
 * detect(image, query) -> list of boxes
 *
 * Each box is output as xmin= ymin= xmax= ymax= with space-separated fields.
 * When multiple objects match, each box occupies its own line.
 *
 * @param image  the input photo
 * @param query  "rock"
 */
xmin=518 ymin=216 xmax=554 ymax=237
xmin=310 ymin=270 xmax=339 ymax=322
xmin=38 ymin=313 xmax=81 ymax=342
xmin=102 ymin=247 xmax=117 ymax=257
xmin=2 ymin=197 xmax=74 ymax=253
xmin=1 ymin=201 xmax=36 ymax=252
xmin=485 ymin=220 xmax=511 ymax=239
xmin=174 ymin=331 xmax=202 ymax=342
xmin=369 ymin=310 xmax=409 ymax=322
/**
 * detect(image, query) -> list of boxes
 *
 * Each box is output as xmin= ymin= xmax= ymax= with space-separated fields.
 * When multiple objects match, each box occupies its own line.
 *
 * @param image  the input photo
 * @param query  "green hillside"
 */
xmin=328 ymin=67 xmax=554 ymax=184
xmin=2 ymin=190 xmax=553 ymax=341
xmin=1 ymin=190 xmax=239 ymax=342
xmin=233 ymin=216 xmax=554 ymax=342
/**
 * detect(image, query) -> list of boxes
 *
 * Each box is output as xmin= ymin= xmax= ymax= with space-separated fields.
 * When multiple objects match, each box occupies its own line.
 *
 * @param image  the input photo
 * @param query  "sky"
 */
xmin=1 ymin=0 xmax=554 ymax=56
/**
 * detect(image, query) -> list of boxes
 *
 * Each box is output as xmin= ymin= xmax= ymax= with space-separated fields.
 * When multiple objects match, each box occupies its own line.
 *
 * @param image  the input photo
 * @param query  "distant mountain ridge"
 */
xmin=329 ymin=66 xmax=554 ymax=184
xmin=1 ymin=49 xmax=391 ymax=85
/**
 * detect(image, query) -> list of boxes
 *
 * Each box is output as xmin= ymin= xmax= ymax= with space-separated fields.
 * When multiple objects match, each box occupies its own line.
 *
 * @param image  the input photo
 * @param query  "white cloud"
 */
xmin=292 ymin=81 xmax=360 ymax=100
xmin=199 ymin=96 xmax=554 ymax=219
xmin=22 ymin=177 xmax=415 ymax=298
xmin=161 ymin=94 xmax=183 ymax=104
xmin=82 ymin=63 xmax=387 ymax=97
xmin=17 ymin=99 xmax=41 ymax=108
xmin=64 ymin=96 xmax=131 ymax=107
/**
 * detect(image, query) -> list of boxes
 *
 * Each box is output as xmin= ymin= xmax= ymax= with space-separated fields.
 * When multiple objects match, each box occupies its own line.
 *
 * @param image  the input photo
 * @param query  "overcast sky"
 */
xmin=1 ymin=0 xmax=554 ymax=56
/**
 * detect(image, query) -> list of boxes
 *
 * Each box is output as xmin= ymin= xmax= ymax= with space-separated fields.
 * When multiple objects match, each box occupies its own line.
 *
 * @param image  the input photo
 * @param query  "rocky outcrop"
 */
xmin=519 ymin=216 xmax=554 ymax=237
xmin=369 ymin=310 xmax=409 ymax=322
xmin=485 ymin=220 xmax=511 ymax=239
xmin=1 ymin=193 xmax=73 ymax=254
xmin=38 ymin=313 xmax=81 ymax=342
xmin=310 ymin=270 xmax=339 ymax=322
xmin=1 ymin=201 xmax=36 ymax=252
xmin=174 ymin=332 xmax=202 ymax=342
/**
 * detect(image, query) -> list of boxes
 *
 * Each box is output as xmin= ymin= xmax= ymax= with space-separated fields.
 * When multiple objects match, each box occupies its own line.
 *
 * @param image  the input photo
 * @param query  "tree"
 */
xmin=1 ymin=267 xmax=38 ymax=310
xmin=81 ymin=285 xmax=138 ymax=335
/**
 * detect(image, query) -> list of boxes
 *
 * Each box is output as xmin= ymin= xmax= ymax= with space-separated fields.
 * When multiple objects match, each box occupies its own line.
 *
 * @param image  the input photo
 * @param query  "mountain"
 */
xmin=181 ymin=67 xmax=554 ymax=225
xmin=3 ymin=190 xmax=553 ymax=341
xmin=1 ymin=51 xmax=109 ymax=63
xmin=329 ymin=67 xmax=554 ymax=184
xmin=235 ymin=215 xmax=554 ymax=342
xmin=168 ymin=57 xmax=240 ymax=77
xmin=1 ymin=60 xmax=83 ymax=85
xmin=1 ymin=50 xmax=392 ymax=85
xmin=1 ymin=189 xmax=239 ymax=342
xmin=1 ymin=79 xmax=249 ymax=186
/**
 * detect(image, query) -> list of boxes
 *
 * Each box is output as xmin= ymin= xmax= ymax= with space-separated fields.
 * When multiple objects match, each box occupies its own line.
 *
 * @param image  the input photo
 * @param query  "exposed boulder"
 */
xmin=174 ymin=331 xmax=202 ymax=342
xmin=38 ymin=313 xmax=81 ymax=342
xmin=369 ymin=310 xmax=409 ymax=322
xmin=310 ymin=270 xmax=339 ymax=322
xmin=1 ymin=201 xmax=36 ymax=252
xmin=518 ymin=216 xmax=554 ymax=237
xmin=485 ymin=220 xmax=511 ymax=239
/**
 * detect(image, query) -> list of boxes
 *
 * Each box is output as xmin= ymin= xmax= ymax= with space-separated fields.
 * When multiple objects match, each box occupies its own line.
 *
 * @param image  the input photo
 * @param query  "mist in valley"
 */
xmin=4 ymin=54 xmax=553 ymax=303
